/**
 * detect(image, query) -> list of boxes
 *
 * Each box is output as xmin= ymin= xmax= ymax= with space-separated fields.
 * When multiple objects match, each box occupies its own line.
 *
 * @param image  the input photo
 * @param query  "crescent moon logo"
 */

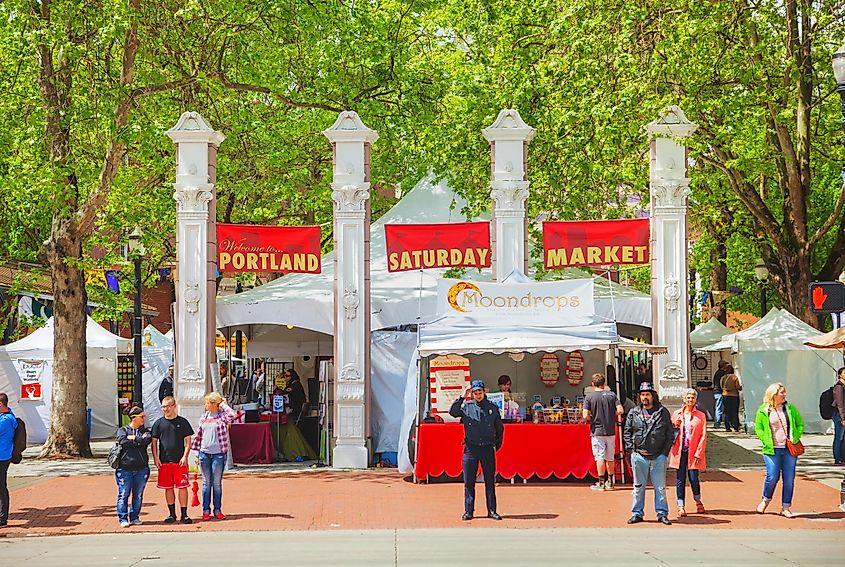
xmin=447 ymin=282 xmax=481 ymax=312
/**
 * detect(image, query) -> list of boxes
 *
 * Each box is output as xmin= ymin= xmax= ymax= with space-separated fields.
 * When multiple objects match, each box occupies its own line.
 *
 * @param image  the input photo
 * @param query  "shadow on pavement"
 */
xmin=500 ymin=513 xmax=559 ymax=520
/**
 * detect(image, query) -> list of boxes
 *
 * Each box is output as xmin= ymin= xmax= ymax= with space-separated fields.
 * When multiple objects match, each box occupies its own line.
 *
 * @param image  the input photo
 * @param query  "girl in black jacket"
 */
xmin=114 ymin=406 xmax=152 ymax=528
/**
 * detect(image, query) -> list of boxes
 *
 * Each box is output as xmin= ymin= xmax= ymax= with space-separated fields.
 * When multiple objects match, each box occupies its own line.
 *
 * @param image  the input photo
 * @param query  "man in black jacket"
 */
xmin=624 ymin=381 xmax=675 ymax=526
xmin=450 ymin=380 xmax=504 ymax=521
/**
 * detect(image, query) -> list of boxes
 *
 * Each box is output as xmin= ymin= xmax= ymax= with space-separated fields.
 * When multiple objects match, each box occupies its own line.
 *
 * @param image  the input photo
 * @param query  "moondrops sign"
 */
xmin=384 ymin=222 xmax=491 ymax=272
xmin=217 ymin=223 xmax=321 ymax=274
xmin=437 ymin=278 xmax=595 ymax=323
xmin=543 ymin=219 xmax=650 ymax=269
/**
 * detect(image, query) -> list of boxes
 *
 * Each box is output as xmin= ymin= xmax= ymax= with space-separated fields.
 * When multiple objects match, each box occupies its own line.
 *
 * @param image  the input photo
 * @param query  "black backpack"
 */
xmin=11 ymin=417 xmax=26 ymax=464
xmin=819 ymin=386 xmax=836 ymax=420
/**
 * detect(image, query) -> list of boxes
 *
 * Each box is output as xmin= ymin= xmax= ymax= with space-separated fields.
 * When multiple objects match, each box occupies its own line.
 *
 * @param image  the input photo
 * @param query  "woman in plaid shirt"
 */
xmin=191 ymin=392 xmax=237 ymax=520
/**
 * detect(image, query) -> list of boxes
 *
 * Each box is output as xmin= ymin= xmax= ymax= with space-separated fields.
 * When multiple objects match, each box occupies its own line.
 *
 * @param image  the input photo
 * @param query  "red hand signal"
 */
xmin=812 ymin=285 xmax=828 ymax=310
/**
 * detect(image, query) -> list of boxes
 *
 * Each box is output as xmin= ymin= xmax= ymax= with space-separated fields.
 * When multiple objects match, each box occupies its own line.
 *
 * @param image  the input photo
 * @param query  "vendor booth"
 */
xmin=702 ymin=308 xmax=841 ymax=433
xmin=0 ymin=316 xmax=131 ymax=442
xmin=402 ymin=274 xmax=659 ymax=482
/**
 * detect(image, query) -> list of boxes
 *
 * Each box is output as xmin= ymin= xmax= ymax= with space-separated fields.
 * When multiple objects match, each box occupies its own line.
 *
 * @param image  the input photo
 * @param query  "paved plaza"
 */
xmin=1 ymin=431 xmax=844 ymax=565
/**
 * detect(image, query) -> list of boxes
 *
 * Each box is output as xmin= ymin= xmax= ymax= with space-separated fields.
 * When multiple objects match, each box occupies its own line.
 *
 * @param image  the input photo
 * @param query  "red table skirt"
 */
xmin=414 ymin=423 xmax=622 ymax=481
xmin=230 ymin=423 xmax=275 ymax=465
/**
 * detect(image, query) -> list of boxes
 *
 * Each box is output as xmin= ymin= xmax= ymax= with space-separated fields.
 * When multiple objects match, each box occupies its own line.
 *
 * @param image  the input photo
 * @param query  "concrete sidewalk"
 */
xmin=1 ymin=528 xmax=843 ymax=566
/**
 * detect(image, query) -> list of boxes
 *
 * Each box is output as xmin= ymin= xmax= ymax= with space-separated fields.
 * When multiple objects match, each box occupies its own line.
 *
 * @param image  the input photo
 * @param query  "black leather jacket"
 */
xmin=449 ymin=396 xmax=504 ymax=448
xmin=623 ymin=403 xmax=674 ymax=458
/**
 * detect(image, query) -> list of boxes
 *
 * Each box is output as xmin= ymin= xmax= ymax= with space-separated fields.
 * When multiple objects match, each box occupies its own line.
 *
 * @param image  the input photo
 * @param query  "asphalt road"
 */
xmin=2 ymin=528 xmax=843 ymax=566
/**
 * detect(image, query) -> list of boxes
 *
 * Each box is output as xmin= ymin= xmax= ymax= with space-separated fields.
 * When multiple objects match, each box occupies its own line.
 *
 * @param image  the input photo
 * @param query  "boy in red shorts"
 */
xmin=151 ymin=395 xmax=194 ymax=524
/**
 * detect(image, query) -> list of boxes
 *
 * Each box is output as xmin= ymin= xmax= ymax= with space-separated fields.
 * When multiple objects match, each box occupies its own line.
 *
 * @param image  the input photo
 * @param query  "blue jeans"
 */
xmin=762 ymin=448 xmax=797 ymax=507
xmin=115 ymin=468 xmax=150 ymax=523
xmin=675 ymin=449 xmax=701 ymax=507
xmin=713 ymin=393 xmax=724 ymax=428
xmin=630 ymin=452 xmax=669 ymax=519
xmin=462 ymin=444 xmax=497 ymax=515
xmin=199 ymin=452 xmax=226 ymax=514
xmin=832 ymin=417 xmax=845 ymax=463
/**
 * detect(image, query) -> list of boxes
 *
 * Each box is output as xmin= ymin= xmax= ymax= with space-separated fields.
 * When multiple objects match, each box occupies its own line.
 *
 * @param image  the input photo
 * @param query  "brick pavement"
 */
xmin=1 ymin=467 xmax=842 ymax=537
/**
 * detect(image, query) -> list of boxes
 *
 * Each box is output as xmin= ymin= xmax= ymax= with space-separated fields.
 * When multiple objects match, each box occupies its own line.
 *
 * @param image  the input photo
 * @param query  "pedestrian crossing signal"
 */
xmin=808 ymin=282 xmax=845 ymax=314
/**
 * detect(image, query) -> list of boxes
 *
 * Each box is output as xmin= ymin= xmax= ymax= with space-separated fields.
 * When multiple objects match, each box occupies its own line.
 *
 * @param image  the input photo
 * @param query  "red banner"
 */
xmin=543 ymin=219 xmax=650 ymax=269
xmin=217 ymin=223 xmax=321 ymax=274
xmin=384 ymin=222 xmax=491 ymax=272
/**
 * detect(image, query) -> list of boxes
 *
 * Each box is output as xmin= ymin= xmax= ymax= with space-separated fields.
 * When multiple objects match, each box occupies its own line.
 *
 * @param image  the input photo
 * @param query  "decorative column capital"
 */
xmin=650 ymin=179 xmax=691 ymax=210
xmin=490 ymin=180 xmax=530 ymax=211
xmin=174 ymin=184 xmax=214 ymax=213
xmin=330 ymin=183 xmax=371 ymax=214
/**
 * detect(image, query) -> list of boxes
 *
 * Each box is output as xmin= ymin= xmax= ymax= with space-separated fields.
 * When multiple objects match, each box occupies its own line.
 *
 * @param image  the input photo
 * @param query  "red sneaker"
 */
xmin=215 ymin=512 xmax=226 ymax=520
xmin=202 ymin=513 xmax=211 ymax=521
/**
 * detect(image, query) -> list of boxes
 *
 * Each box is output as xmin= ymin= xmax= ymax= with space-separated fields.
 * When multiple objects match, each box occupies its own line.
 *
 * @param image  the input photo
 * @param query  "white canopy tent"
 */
xmin=702 ymin=308 xmax=841 ymax=433
xmin=0 ymin=316 xmax=131 ymax=442
xmin=690 ymin=317 xmax=732 ymax=350
xmin=141 ymin=325 xmax=173 ymax=426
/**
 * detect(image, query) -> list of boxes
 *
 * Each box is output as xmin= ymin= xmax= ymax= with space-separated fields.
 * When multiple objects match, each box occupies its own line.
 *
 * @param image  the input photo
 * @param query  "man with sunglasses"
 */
xmin=151 ymin=396 xmax=194 ymax=524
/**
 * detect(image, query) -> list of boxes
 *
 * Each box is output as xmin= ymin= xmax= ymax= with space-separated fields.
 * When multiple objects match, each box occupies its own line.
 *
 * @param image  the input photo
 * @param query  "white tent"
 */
xmin=216 ymin=176 xmax=652 ymax=336
xmin=690 ymin=317 xmax=732 ymax=350
xmin=141 ymin=325 xmax=173 ymax=426
xmin=0 ymin=317 xmax=131 ymax=442
xmin=702 ymin=308 xmax=841 ymax=433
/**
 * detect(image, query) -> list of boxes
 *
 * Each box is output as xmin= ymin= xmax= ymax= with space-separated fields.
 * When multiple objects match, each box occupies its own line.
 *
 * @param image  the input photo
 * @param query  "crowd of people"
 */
xmin=446 ymin=369 xmax=844 ymax=525
xmin=0 ymin=363 xmax=843 ymax=528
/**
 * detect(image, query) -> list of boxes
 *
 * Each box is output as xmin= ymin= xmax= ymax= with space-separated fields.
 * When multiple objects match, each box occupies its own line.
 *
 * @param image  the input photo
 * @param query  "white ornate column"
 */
xmin=647 ymin=106 xmax=698 ymax=411
xmin=482 ymin=109 xmax=536 ymax=280
xmin=166 ymin=112 xmax=225 ymax=427
xmin=324 ymin=112 xmax=377 ymax=469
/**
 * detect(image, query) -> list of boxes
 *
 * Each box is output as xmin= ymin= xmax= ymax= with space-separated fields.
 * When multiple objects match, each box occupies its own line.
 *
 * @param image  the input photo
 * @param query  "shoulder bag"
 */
xmin=776 ymin=408 xmax=804 ymax=457
xmin=107 ymin=441 xmax=123 ymax=469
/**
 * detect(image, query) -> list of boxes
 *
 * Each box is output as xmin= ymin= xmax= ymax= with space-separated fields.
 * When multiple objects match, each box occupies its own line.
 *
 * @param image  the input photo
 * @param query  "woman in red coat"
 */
xmin=669 ymin=388 xmax=707 ymax=518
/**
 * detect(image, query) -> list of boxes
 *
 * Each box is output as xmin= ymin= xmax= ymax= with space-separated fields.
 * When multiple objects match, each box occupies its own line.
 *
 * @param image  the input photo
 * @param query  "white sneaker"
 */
xmin=119 ymin=521 xmax=130 ymax=528
xmin=604 ymin=478 xmax=615 ymax=491
xmin=131 ymin=519 xmax=143 ymax=526
xmin=590 ymin=481 xmax=605 ymax=491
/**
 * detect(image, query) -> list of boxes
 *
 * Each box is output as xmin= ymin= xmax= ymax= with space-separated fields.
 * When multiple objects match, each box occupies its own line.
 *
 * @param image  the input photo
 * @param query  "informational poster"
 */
xmin=566 ymin=351 xmax=585 ymax=386
xmin=272 ymin=394 xmax=286 ymax=413
xmin=14 ymin=359 xmax=44 ymax=401
xmin=428 ymin=354 xmax=471 ymax=422
xmin=487 ymin=392 xmax=505 ymax=418
xmin=540 ymin=353 xmax=560 ymax=388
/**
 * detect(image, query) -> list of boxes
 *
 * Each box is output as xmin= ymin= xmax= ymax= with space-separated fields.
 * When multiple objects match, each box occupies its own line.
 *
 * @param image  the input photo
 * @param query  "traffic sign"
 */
xmin=808 ymin=282 xmax=845 ymax=314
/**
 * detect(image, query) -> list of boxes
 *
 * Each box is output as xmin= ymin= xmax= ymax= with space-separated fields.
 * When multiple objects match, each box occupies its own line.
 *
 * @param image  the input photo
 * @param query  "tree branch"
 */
xmin=807 ymin=183 xmax=845 ymax=251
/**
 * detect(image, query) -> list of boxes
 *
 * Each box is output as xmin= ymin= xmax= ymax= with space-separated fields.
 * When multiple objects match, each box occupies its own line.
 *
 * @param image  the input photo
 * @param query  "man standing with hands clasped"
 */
xmin=151 ymin=396 xmax=194 ymax=524
xmin=450 ymin=380 xmax=504 ymax=521
xmin=624 ymin=382 xmax=675 ymax=526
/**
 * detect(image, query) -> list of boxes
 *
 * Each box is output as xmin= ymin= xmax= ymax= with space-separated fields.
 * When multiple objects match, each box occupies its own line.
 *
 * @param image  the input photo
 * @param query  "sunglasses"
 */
xmin=132 ymin=414 xmax=146 ymax=419
xmin=161 ymin=403 xmax=175 ymax=409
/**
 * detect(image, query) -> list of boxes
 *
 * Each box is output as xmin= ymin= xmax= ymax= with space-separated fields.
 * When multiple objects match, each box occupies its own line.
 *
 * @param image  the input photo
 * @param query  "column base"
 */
xmin=333 ymin=442 xmax=368 ymax=469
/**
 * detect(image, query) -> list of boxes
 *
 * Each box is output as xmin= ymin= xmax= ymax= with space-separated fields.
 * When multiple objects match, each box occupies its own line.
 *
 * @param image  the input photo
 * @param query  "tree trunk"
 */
xmin=39 ymin=215 xmax=92 ymax=458
xmin=709 ymin=238 xmax=728 ymax=324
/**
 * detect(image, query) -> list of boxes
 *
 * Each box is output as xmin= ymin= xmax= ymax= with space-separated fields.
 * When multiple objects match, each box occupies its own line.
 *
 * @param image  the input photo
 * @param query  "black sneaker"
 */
xmin=461 ymin=513 xmax=473 ymax=521
xmin=163 ymin=516 xmax=177 ymax=524
xmin=658 ymin=516 xmax=672 ymax=526
xmin=181 ymin=517 xmax=193 ymax=524
xmin=627 ymin=515 xmax=643 ymax=524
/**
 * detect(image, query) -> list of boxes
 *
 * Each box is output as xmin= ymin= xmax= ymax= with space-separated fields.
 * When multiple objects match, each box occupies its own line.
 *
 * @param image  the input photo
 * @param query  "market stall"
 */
xmin=402 ymin=275 xmax=655 ymax=482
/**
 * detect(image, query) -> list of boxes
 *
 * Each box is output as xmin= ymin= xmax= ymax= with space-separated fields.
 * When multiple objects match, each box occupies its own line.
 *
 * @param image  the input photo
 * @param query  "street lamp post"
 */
xmin=128 ymin=227 xmax=145 ymax=409
xmin=834 ymin=44 xmax=845 ymax=178
xmin=754 ymin=258 xmax=769 ymax=316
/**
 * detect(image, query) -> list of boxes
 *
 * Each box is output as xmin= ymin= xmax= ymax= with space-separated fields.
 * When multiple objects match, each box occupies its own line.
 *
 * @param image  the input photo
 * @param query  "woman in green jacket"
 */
xmin=754 ymin=383 xmax=803 ymax=518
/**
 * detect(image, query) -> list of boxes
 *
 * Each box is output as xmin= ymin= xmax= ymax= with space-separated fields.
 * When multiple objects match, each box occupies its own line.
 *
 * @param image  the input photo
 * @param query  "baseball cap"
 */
xmin=470 ymin=380 xmax=485 ymax=391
